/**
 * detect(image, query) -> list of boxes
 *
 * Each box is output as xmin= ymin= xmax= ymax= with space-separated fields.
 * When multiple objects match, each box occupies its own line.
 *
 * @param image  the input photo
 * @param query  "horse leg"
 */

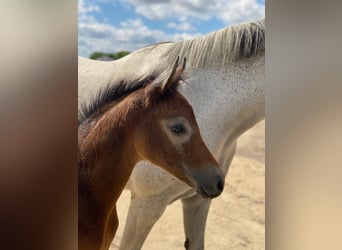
xmin=119 ymin=194 xmax=168 ymax=250
xmin=181 ymin=141 xmax=237 ymax=250
xmin=182 ymin=195 xmax=211 ymax=250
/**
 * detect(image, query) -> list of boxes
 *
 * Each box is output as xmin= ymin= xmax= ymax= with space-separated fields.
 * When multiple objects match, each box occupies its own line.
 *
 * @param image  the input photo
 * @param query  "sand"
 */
xmin=111 ymin=120 xmax=265 ymax=249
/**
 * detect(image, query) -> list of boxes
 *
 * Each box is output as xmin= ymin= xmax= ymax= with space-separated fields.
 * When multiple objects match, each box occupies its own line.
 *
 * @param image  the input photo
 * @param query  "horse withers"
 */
xmin=78 ymin=58 xmax=224 ymax=250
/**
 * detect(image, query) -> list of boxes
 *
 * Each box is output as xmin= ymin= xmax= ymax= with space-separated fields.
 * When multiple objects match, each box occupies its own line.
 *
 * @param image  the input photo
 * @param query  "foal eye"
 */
xmin=170 ymin=124 xmax=185 ymax=134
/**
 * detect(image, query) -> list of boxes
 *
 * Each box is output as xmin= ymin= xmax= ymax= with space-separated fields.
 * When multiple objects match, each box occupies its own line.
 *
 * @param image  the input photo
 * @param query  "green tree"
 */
xmin=89 ymin=51 xmax=130 ymax=60
xmin=89 ymin=52 xmax=109 ymax=60
xmin=113 ymin=51 xmax=130 ymax=59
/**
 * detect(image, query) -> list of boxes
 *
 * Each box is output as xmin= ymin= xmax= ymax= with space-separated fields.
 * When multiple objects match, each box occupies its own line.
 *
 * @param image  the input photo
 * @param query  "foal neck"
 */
xmin=78 ymin=91 xmax=146 ymax=208
xmin=78 ymin=91 xmax=148 ymax=250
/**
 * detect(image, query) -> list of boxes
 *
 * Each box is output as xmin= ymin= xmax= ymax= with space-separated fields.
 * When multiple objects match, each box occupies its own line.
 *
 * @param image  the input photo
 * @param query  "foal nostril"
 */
xmin=217 ymin=179 xmax=224 ymax=192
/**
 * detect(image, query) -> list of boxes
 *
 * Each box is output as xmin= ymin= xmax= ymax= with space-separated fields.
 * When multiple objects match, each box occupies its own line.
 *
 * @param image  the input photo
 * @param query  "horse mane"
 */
xmin=78 ymin=76 xmax=157 ymax=125
xmin=144 ymin=19 xmax=265 ymax=67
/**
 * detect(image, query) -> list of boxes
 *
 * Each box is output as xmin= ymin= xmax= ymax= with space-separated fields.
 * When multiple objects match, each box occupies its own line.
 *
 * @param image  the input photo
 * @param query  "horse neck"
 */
xmin=78 ymin=93 xmax=144 ymax=209
xmin=184 ymin=55 xmax=265 ymax=152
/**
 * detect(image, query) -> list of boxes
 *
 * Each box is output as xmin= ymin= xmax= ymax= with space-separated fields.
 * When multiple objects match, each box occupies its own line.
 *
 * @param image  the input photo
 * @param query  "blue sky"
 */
xmin=78 ymin=0 xmax=265 ymax=57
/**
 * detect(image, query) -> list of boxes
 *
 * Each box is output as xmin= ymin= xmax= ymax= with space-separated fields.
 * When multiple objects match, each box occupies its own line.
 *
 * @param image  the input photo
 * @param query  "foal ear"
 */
xmin=161 ymin=56 xmax=186 ymax=91
xmin=144 ymin=57 xmax=186 ymax=104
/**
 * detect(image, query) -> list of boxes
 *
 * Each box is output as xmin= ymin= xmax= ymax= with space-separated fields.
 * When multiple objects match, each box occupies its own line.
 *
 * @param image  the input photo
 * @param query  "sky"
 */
xmin=78 ymin=0 xmax=265 ymax=57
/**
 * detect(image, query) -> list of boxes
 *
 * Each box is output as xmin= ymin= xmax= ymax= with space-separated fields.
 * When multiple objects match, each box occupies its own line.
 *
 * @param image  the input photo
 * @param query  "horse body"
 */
xmin=78 ymin=19 xmax=265 ymax=249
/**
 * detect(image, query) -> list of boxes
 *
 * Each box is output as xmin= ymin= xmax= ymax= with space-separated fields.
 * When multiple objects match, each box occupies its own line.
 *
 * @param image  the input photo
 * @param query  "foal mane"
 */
xmin=143 ymin=19 xmax=265 ymax=68
xmin=78 ymin=76 xmax=157 ymax=125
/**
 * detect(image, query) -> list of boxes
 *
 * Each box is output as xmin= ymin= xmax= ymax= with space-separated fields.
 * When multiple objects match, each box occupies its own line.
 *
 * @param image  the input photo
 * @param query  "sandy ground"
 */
xmin=111 ymin=120 xmax=265 ymax=249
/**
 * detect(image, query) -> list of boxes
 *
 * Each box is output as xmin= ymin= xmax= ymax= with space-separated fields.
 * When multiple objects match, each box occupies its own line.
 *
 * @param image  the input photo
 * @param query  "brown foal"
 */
xmin=78 ymin=58 xmax=224 ymax=250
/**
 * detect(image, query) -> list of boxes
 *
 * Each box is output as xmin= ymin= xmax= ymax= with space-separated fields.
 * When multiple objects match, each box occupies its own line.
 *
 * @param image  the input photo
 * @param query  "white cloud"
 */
xmin=167 ymin=21 xmax=196 ymax=32
xmin=120 ymin=19 xmax=144 ymax=28
xmin=216 ymin=0 xmax=265 ymax=24
xmin=78 ymin=0 xmax=264 ymax=57
xmin=78 ymin=0 xmax=100 ymax=15
xmin=78 ymin=16 xmax=201 ymax=57
xmin=121 ymin=0 xmax=264 ymax=25
xmin=121 ymin=0 xmax=213 ymax=21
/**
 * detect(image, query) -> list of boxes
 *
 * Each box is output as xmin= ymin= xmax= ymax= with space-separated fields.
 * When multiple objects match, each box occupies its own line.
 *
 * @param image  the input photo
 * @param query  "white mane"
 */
xmin=139 ymin=19 xmax=265 ymax=68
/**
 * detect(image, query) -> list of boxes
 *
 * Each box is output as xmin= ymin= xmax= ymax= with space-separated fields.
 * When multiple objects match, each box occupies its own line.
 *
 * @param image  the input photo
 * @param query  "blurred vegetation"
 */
xmin=89 ymin=51 xmax=130 ymax=60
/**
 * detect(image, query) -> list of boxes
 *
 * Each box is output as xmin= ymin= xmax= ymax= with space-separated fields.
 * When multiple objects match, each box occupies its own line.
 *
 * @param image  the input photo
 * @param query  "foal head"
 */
xmin=134 ymin=58 xmax=224 ymax=198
